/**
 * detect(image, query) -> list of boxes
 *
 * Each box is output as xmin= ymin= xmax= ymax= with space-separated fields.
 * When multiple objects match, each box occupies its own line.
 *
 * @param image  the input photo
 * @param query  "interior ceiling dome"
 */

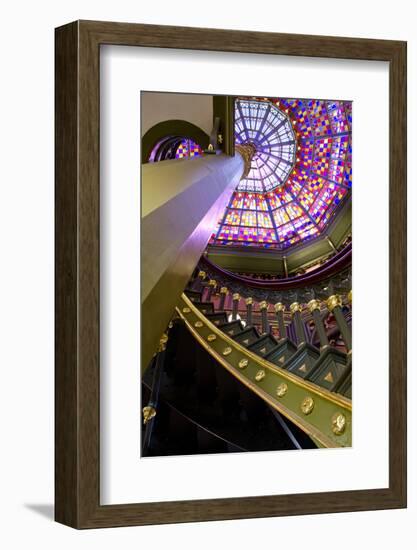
xmin=236 ymin=99 xmax=297 ymax=192
xmin=210 ymin=96 xmax=352 ymax=251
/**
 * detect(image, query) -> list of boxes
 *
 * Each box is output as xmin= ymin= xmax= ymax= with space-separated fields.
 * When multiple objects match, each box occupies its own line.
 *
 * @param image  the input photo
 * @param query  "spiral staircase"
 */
xmin=142 ymin=268 xmax=352 ymax=457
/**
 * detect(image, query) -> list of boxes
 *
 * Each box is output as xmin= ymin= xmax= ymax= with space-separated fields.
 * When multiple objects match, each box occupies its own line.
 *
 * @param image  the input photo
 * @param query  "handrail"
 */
xmin=177 ymin=293 xmax=351 ymax=449
xmin=202 ymin=243 xmax=351 ymax=290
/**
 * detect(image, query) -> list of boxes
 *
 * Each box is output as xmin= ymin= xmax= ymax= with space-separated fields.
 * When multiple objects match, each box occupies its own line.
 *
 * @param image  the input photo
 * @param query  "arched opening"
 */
xmin=148 ymin=136 xmax=203 ymax=162
xmin=141 ymin=119 xmax=210 ymax=163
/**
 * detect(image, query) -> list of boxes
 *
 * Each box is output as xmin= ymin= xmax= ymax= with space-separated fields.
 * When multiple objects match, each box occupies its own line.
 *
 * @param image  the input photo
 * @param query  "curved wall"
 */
xmin=201 ymin=243 xmax=351 ymax=292
xmin=141 ymin=92 xmax=213 ymax=137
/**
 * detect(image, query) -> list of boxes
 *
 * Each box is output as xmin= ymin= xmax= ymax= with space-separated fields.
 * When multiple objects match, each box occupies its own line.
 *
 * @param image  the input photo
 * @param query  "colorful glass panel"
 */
xmin=211 ymin=97 xmax=352 ymax=250
xmin=224 ymin=210 xmax=241 ymax=225
xmin=256 ymin=196 xmax=269 ymax=211
xmin=242 ymin=194 xmax=257 ymax=210
xmin=257 ymin=227 xmax=277 ymax=243
xmin=257 ymin=211 xmax=274 ymax=228
xmin=175 ymin=138 xmax=203 ymax=159
xmin=307 ymin=100 xmax=332 ymax=137
xmin=327 ymin=102 xmax=350 ymax=134
xmin=230 ymin=193 xmax=244 ymax=209
xmin=240 ymin=211 xmax=257 ymax=227
xmin=273 ymin=207 xmax=290 ymax=227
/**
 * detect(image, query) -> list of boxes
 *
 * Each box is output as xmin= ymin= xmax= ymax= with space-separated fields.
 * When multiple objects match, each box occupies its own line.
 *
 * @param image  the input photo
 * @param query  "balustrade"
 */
xmin=274 ymin=302 xmax=287 ymax=341
xmin=219 ymin=287 xmax=228 ymax=310
xmin=259 ymin=300 xmax=270 ymax=334
xmin=290 ymin=302 xmax=306 ymax=347
xmin=308 ymin=299 xmax=330 ymax=351
xmin=206 ymin=279 xmax=217 ymax=301
xmin=192 ymin=270 xmax=206 ymax=291
xmin=232 ymin=293 xmax=240 ymax=321
xmin=145 ymin=276 xmax=354 ymax=452
xmin=245 ymin=297 xmax=253 ymax=326
xmin=188 ymin=270 xmax=352 ymax=356
xmin=326 ymin=294 xmax=352 ymax=352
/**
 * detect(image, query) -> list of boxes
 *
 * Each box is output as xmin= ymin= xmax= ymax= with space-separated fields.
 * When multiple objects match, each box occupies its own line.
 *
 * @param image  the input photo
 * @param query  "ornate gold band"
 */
xmin=307 ymin=299 xmax=321 ymax=313
xmin=290 ymin=302 xmax=301 ymax=314
xmin=326 ymin=294 xmax=342 ymax=312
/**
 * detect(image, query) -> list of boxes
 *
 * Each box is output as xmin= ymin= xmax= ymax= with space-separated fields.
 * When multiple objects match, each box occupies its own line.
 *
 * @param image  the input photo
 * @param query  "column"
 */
xmin=192 ymin=270 xmax=206 ymax=291
xmin=259 ymin=301 xmax=269 ymax=334
xmin=219 ymin=287 xmax=228 ymax=311
xmin=205 ymin=279 xmax=217 ymax=302
xmin=290 ymin=302 xmax=306 ymax=347
xmin=308 ymin=299 xmax=329 ymax=351
xmin=274 ymin=302 xmax=287 ymax=341
xmin=326 ymin=295 xmax=352 ymax=352
xmin=232 ymin=293 xmax=240 ymax=321
xmin=245 ymin=297 xmax=253 ymax=326
xmin=141 ymin=153 xmax=244 ymax=371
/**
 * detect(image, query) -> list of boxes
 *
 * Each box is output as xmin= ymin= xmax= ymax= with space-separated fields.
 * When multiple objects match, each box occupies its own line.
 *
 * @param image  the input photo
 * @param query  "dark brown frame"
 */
xmin=55 ymin=20 xmax=407 ymax=528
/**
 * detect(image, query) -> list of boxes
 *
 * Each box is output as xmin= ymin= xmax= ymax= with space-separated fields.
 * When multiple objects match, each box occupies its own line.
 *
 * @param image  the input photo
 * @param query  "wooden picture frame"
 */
xmin=55 ymin=20 xmax=407 ymax=528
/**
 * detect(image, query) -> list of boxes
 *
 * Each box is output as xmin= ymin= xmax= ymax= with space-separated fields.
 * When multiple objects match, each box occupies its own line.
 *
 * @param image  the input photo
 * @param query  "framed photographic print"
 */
xmin=55 ymin=20 xmax=407 ymax=528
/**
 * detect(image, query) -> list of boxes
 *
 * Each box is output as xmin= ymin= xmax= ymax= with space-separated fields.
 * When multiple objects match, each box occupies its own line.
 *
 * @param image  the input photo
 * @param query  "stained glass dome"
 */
xmin=210 ymin=97 xmax=352 ymax=250
xmin=235 ymin=99 xmax=296 ymax=192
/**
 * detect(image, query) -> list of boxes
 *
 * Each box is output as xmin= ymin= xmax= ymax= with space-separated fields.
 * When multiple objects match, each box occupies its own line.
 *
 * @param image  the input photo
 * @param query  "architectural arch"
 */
xmin=141 ymin=119 xmax=210 ymax=163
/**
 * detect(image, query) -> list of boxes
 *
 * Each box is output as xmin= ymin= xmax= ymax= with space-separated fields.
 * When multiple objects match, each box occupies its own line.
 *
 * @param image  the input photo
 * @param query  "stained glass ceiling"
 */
xmin=210 ymin=97 xmax=352 ymax=250
xmin=236 ymin=99 xmax=296 ymax=192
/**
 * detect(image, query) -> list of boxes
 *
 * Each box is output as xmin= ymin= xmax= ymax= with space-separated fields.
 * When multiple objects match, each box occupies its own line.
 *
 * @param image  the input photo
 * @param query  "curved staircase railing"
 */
xmin=175 ymin=292 xmax=351 ymax=449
